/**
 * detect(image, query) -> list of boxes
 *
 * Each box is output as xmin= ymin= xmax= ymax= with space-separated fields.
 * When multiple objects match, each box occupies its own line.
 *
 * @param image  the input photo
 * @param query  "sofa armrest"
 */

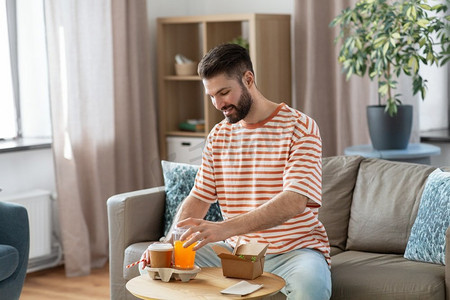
xmin=446 ymin=226 xmax=449 ymax=300
xmin=107 ymin=186 xmax=166 ymax=300
xmin=0 ymin=202 xmax=29 ymax=300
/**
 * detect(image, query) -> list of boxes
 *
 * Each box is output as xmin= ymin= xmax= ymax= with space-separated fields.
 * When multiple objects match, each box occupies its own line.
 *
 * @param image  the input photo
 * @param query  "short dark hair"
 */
xmin=198 ymin=43 xmax=254 ymax=81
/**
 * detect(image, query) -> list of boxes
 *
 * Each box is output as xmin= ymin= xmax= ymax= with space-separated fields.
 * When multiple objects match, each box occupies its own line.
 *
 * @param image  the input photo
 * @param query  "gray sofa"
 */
xmin=107 ymin=156 xmax=450 ymax=299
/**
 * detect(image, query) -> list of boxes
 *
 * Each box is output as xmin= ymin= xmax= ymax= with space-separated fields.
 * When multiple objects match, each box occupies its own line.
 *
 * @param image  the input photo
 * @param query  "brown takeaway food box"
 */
xmin=212 ymin=243 xmax=269 ymax=280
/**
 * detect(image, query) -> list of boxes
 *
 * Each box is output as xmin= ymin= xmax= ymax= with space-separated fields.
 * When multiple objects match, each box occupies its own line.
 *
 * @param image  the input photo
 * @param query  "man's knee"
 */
xmin=279 ymin=250 xmax=331 ymax=300
xmin=284 ymin=269 xmax=331 ymax=300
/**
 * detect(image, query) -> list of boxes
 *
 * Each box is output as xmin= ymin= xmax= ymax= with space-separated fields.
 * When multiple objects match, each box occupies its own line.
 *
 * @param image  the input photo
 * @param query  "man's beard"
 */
xmin=224 ymin=86 xmax=253 ymax=124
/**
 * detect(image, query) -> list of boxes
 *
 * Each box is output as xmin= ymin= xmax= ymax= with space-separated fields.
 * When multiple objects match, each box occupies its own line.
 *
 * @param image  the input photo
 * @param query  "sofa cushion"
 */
xmin=161 ymin=161 xmax=223 ymax=236
xmin=0 ymin=244 xmax=19 ymax=281
xmin=347 ymin=159 xmax=435 ymax=253
xmin=404 ymin=169 xmax=450 ymax=264
xmin=329 ymin=246 xmax=344 ymax=257
xmin=319 ymin=156 xmax=363 ymax=250
xmin=331 ymin=251 xmax=445 ymax=300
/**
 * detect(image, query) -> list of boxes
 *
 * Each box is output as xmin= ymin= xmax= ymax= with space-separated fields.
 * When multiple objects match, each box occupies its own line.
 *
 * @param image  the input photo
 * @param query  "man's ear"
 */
xmin=242 ymin=71 xmax=254 ymax=87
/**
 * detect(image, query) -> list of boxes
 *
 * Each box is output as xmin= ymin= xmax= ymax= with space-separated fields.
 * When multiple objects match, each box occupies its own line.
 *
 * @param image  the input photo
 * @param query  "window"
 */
xmin=0 ymin=0 xmax=18 ymax=139
xmin=0 ymin=0 xmax=52 ymax=142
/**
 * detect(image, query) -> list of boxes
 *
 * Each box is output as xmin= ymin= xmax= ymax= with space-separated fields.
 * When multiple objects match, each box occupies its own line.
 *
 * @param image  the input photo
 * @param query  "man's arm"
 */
xmin=179 ymin=195 xmax=211 ymax=220
xmin=178 ymin=190 xmax=308 ymax=250
xmin=164 ymin=195 xmax=211 ymax=242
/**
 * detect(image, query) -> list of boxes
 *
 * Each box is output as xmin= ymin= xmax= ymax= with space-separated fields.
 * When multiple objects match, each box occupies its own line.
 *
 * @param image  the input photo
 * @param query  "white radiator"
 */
xmin=0 ymin=190 xmax=52 ymax=259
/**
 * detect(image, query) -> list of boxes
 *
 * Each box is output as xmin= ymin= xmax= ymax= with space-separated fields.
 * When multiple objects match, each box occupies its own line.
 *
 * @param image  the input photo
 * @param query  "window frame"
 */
xmin=5 ymin=0 xmax=21 ymax=138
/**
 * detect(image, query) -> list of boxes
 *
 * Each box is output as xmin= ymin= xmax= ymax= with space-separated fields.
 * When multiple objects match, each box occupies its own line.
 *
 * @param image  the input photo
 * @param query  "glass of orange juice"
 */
xmin=172 ymin=227 xmax=196 ymax=269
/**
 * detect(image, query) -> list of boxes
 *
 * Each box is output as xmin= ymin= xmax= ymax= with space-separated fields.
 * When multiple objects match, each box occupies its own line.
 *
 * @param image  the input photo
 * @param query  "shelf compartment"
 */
xmin=162 ymin=81 xmax=205 ymax=133
xmin=158 ymin=22 xmax=203 ymax=76
xmin=204 ymin=21 xmax=245 ymax=51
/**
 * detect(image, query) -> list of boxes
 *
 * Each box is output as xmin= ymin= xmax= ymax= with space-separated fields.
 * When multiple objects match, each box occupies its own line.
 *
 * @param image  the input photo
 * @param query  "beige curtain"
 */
xmin=45 ymin=0 xmax=162 ymax=276
xmin=294 ymin=0 xmax=378 ymax=157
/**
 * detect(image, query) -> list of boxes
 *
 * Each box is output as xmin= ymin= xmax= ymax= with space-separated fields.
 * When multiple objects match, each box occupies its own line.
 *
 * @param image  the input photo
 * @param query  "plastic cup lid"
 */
xmin=148 ymin=243 xmax=173 ymax=251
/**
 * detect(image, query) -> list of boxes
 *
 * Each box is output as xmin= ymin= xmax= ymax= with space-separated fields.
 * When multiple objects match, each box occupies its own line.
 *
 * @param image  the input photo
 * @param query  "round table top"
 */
xmin=126 ymin=267 xmax=285 ymax=300
xmin=344 ymin=143 xmax=440 ymax=159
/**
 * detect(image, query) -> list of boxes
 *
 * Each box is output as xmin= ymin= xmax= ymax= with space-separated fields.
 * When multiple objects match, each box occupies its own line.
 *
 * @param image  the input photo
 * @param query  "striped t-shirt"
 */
xmin=190 ymin=103 xmax=330 ymax=265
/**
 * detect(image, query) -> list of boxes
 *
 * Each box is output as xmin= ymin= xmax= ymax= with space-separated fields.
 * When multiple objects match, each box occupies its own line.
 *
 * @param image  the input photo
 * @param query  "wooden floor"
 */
xmin=21 ymin=263 xmax=110 ymax=300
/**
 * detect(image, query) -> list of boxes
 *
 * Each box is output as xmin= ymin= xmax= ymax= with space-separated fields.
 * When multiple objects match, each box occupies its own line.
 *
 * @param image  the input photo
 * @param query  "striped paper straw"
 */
xmin=126 ymin=258 xmax=146 ymax=269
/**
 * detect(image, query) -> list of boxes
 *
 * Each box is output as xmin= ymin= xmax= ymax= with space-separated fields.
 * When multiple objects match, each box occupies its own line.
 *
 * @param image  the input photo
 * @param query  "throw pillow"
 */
xmin=404 ymin=168 xmax=450 ymax=265
xmin=161 ymin=160 xmax=223 ymax=236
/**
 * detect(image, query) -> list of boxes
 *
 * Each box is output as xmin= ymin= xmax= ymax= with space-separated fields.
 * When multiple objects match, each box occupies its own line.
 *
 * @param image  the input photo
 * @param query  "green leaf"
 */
xmin=374 ymin=36 xmax=387 ymax=48
xmin=391 ymin=32 xmax=400 ymax=39
xmin=419 ymin=37 xmax=426 ymax=47
xmin=403 ymin=22 xmax=411 ymax=31
xmin=419 ymin=4 xmax=432 ymax=10
xmin=411 ymin=6 xmax=417 ymax=19
xmin=418 ymin=55 xmax=427 ymax=64
xmin=386 ymin=100 xmax=398 ymax=117
xmin=412 ymin=76 xmax=423 ymax=95
xmin=406 ymin=6 xmax=412 ymax=18
xmin=431 ymin=4 xmax=444 ymax=11
xmin=346 ymin=69 xmax=353 ymax=80
xmin=382 ymin=42 xmax=390 ymax=55
xmin=408 ymin=56 xmax=419 ymax=74
xmin=355 ymin=38 xmax=363 ymax=49
xmin=417 ymin=19 xmax=430 ymax=28
xmin=420 ymin=87 xmax=426 ymax=99
xmin=378 ymin=84 xmax=389 ymax=95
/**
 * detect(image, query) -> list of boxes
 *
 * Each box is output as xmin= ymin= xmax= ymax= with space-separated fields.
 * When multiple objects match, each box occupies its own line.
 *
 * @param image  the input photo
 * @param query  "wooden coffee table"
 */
xmin=126 ymin=267 xmax=285 ymax=299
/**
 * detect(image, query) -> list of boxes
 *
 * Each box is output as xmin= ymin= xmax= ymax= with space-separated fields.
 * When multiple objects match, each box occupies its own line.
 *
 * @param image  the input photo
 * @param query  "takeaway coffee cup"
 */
xmin=147 ymin=243 xmax=173 ymax=268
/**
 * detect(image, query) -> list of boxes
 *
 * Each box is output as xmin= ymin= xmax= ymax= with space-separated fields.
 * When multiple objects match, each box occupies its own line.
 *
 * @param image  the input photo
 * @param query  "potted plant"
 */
xmin=331 ymin=0 xmax=450 ymax=149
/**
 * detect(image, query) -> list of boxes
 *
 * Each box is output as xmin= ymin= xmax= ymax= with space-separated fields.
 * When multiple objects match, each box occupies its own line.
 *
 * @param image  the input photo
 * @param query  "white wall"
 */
xmin=0 ymin=148 xmax=56 ymax=197
xmin=419 ymin=64 xmax=448 ymax=131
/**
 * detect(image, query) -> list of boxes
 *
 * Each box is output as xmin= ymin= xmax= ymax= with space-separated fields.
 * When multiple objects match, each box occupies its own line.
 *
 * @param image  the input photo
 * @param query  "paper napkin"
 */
xmin=220 ymin=280 xmax=263 ymax=296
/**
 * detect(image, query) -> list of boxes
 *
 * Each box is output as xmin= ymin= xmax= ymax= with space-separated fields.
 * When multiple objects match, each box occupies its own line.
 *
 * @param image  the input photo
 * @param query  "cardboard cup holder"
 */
xmin=146 ymin=266 xmax=201 ymax=282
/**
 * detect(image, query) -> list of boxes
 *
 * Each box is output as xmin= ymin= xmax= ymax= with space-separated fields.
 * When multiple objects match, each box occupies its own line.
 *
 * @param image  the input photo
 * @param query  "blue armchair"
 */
xmin=0 ymin=201 xmax=30 ymax=300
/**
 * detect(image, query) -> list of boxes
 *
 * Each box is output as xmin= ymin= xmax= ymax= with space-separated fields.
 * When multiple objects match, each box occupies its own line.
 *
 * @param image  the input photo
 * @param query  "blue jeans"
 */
xmin=195 ymin=242 xmax=331 ymax=300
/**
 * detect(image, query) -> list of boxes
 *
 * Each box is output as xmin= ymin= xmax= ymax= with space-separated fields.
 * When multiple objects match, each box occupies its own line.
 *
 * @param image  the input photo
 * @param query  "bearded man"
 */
xmin=143 ymin=43 xmax=332 ymax=300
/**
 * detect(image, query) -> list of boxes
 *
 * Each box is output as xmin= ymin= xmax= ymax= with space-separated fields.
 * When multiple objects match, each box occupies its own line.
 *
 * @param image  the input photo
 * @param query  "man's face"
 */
xmin=203 ymin=73 xmax=253 ymax=124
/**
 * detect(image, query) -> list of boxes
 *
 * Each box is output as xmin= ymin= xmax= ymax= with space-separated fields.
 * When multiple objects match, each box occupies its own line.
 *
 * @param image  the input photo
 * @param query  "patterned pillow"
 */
xmin=404 ymin=169 xmax=450 ymax=265
xmin=161 ymin=160 xmax=223 ymax=236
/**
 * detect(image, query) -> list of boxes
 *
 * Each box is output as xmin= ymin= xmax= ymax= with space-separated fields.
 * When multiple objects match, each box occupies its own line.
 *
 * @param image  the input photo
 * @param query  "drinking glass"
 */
xmin=172 ymin=227 xmax=196 ymax=269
